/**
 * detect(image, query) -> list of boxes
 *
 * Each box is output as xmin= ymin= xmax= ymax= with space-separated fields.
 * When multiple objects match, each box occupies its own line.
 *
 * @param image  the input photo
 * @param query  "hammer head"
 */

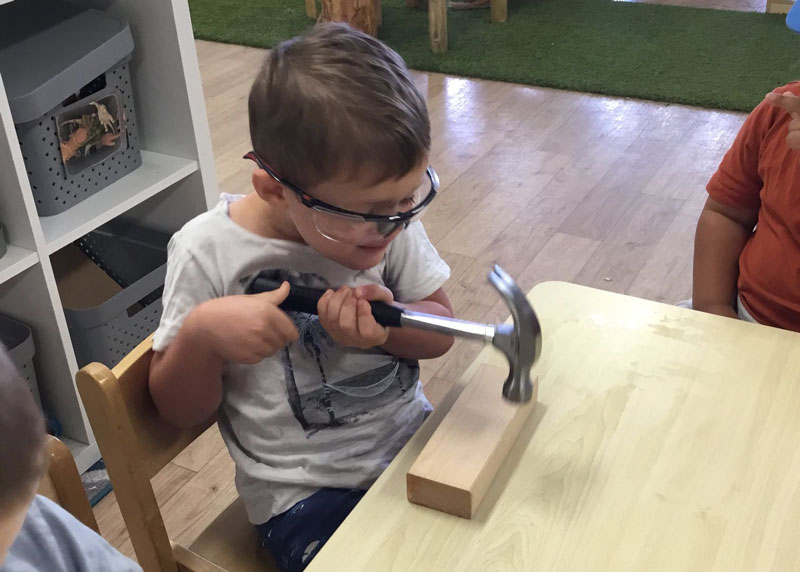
xmin=488 ymin=265 xmax=542 ymax=403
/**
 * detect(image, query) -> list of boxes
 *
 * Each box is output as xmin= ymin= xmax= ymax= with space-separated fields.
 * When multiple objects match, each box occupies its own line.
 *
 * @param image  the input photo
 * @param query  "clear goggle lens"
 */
xmin=310 ymin=181 xmax=431 ymax=243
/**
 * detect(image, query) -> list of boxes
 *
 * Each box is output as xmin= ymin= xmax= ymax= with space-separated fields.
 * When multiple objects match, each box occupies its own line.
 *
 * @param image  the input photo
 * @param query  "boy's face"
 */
xmin=284 ymin=160 xmax=431 ymax=271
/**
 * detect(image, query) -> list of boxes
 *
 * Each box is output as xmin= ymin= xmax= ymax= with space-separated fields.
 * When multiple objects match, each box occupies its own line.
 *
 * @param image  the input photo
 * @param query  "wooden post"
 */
xmin=766 ymin=0 xmax=795 ymax=13
xmin=306 ymin=0 xmax=317 ymax=19
xmin=429 ymin=0 xmax=447 ymax=53
xmin=490 ymin=0 xmax=506 ymax=23
xmin=407 ymin=364 xmax=538 ymax=518
xmin=320 ymin=0 xmax=380 ymax=36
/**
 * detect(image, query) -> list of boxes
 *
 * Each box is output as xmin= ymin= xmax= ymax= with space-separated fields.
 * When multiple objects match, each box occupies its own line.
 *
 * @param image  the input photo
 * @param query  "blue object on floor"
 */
xmin=46 ymin=415 xmax=62 ymax=437
xmin=787 ymin=2 xmax=800 ymax=33
xmin=81 ymin=459 xmax=113 ymax=507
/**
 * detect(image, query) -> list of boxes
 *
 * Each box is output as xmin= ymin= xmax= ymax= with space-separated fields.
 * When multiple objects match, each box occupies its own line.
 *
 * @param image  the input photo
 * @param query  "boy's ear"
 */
xmin=252 ymin=170 xmax=287 ymax=205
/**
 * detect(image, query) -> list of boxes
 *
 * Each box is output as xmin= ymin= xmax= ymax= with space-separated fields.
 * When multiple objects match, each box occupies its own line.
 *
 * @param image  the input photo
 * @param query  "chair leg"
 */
xmin=306 ymin=0 xmax=317 ymax=19
xmin=490 ymin=0 xmax=506 ymax=22
xmin=429 ymin=0 xmax=447 ymax=53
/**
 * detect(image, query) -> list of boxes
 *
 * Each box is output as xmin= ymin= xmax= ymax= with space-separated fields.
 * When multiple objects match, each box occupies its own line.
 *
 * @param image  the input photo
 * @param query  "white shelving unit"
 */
xmin=0 ymin=0 xmax=218 ymax=472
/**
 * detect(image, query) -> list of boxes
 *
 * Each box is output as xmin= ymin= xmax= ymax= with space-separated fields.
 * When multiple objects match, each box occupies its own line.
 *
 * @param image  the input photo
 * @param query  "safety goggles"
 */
xmin=244 ymin=151 xmax=438 ymax=244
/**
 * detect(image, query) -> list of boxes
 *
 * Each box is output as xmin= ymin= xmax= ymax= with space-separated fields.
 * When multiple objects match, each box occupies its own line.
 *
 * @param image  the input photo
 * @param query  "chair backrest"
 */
xmin=77 ymin=334 xmax=215 ymax=572
xmin=38 ymin=434 xmax=99 ymax=533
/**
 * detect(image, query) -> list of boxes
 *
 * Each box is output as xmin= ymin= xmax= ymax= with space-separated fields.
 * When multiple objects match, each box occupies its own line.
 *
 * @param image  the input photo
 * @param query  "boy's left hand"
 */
xmin=318 ymin=284 xmax=394 ymax=349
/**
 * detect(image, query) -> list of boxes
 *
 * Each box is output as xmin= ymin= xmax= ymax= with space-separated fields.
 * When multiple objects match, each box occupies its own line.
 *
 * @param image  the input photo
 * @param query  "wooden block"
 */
xmin=428 ymin=0 xmax=447 ymax=53
xmin=407 ymin=364 xmax=537 ymax=518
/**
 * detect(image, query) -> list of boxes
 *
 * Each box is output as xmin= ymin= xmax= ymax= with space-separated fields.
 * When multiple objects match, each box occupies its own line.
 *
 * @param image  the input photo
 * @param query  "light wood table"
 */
xmin=306 ymin=281 xmax=800 ymax=572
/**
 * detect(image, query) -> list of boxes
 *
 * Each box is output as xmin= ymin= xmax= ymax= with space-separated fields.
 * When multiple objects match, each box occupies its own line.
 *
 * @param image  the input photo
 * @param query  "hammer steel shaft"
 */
xmin=398 ymin=312 xmax=495 ymax=344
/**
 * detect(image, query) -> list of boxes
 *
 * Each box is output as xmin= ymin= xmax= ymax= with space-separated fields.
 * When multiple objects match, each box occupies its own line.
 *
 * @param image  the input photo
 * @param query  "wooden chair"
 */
xmin=76 ymin=335 xmax=278 ymax=572
xmin=38 ymin=434 xmax=99 ymax=533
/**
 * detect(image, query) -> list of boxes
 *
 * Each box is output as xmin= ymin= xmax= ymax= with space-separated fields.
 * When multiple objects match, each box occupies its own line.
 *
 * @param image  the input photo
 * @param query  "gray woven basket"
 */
xmin=16 ymin=62 xmax=142 ymax=216
xmin=0 ymin=6 xmax=141 ymax=216
xmin=65 ymin=223 xmax=169 ymax=368
xmin=0 ymin=314 xmax=41 ymax=406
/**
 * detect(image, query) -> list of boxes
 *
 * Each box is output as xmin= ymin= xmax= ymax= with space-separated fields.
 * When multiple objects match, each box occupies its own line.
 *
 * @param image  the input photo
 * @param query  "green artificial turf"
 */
xmin=189 ymin=0 xmax=800 ymax=112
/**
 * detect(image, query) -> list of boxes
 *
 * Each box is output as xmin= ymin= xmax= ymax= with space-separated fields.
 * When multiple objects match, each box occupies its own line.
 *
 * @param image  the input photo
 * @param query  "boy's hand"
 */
xmin=765 ymin=91 xmax=800 ymax=152
xmin=192 ymin=282 xmax=299 ymax=364
xmin=318 ymin=284 xmax=394 ymax=349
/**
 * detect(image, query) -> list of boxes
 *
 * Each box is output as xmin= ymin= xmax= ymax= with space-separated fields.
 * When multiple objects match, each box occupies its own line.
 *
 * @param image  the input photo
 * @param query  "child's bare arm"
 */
xmin=382 ymin=288 xmax=454 ymax=360
xmin=149 ymin=312 xmax=224 ymax=428
xmin=693 ymin=197 xmax=758 ymax=318
xmin=149 ymin=284 xmax=299 ymax=428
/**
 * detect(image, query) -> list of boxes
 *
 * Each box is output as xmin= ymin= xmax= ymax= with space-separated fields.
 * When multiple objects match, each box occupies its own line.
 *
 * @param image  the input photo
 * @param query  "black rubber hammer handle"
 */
xmin=246 ymin=272 xmax=404 ymax=327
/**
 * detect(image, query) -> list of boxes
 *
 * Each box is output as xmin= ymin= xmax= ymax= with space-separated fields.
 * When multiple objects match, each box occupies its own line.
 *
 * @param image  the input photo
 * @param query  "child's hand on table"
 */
xmin=318 ymin=284 xmax=394 ymax=349
xmin=766 ymin=91 xmax=800 ymax=152
xmin=192 ymin=282 xmax=299 ymax=364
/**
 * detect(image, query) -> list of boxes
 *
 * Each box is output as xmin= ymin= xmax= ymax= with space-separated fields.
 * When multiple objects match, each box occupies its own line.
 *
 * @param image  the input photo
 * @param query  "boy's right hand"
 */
xmin=190 ymin=282 xmax=299 ymax=364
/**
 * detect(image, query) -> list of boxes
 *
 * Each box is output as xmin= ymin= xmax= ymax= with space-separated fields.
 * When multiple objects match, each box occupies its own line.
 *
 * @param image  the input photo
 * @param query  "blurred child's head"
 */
xmin=247 ymin=23 xmax=433 ymax=270
xmin=0 ymin=347 xmax=45 ymax=565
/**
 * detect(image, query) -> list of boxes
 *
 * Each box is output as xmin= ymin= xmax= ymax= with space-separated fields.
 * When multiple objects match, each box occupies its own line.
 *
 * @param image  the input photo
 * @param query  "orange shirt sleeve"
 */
xmin=706 ymin=89 xmax=790 ymax=211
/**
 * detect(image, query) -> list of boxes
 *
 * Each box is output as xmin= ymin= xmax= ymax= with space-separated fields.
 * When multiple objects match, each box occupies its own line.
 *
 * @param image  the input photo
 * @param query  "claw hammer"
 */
xmin=246 ymin=265 xmax=542 ymax=402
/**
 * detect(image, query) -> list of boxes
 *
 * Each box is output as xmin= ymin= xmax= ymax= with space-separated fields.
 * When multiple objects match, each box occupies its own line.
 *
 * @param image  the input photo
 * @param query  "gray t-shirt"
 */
xmin=2 ymin=495 xmax=141 ymax=572
xmin=153 ymin=195 xmax=450 ymax=525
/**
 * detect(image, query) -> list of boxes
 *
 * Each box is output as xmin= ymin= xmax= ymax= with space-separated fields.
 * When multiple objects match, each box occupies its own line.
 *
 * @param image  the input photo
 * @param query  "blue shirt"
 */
xmin=2 ymin=495 xmax=141 ymax=572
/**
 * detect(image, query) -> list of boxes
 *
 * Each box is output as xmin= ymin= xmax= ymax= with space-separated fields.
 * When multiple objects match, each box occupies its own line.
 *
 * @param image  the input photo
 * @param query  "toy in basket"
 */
xmin=58 ymin=96 xmax=125 ymax=169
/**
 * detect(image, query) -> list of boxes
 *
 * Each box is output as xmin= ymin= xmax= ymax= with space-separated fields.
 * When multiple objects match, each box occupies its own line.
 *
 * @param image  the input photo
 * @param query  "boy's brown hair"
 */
xmin=248 ymin=23 xmax=431 ymax=189
xmin=0 ymin=347 xmax=45 ymax=511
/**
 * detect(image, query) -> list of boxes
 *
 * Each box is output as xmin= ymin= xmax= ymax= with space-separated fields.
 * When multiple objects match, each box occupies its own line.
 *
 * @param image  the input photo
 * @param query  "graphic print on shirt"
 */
xmin=243 ymin=268 xmax=419 ymax=436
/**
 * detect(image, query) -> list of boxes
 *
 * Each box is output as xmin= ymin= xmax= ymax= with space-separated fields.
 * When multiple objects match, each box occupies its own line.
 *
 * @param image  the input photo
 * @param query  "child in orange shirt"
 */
xmin=691 ymin=83 xmax=800 ymax=332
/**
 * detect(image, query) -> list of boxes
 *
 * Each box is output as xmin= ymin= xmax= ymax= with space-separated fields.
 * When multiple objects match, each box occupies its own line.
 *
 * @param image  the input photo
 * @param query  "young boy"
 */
xmin=148 ymin=23 xmax=454 ymax=571
xmin=0 ymin=348 xmax=141 ymax=572
xmin=691 ymin=82 xmax=800 ymax=331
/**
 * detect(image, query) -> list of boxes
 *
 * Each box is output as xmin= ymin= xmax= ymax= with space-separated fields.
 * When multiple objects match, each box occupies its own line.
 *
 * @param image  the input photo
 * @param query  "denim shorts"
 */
xmin=256 ymin=487 xmax=366 ymax=572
